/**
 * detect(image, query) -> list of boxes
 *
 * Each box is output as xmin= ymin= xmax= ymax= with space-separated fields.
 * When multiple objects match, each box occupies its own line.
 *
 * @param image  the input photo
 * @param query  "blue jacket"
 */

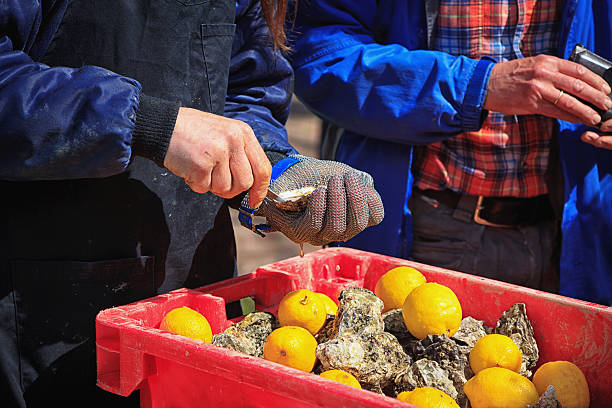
xmin=291 ymin=0 xmax=612 ymax=305
xmin=0 ymin=0 xmax=295 ymax=182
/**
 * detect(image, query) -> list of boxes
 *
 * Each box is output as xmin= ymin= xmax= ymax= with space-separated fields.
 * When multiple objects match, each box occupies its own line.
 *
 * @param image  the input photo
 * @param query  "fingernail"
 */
xmin=603 ymin=122 xmax=612 ymax=132
xmin=605 ymin=99 xmax=612 ymax=110
xmin=604 ymin=83 xmax=612 ymax=94
xmin=584 ymin=133 xmax=597 ymax=142
xmin=593 ymin=114 xmax=602 ymax=125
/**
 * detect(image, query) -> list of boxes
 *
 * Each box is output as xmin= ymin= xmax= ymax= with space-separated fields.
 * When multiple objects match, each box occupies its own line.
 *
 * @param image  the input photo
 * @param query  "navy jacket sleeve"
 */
xmin=0 ymin=0 xmax=144 ymax=181
xmin=225 ymin=0 xmax=297 ymax=157
xmin=289 ymin=0 xmax=495 ymax=145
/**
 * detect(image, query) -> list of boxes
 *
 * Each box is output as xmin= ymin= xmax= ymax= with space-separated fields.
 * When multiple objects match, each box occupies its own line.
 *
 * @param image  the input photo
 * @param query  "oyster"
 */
xmin=495 ymin=303 xmax=539 ymax=377
xmin=212 ymin=311 xmax=278 ymax=358
xmin=527 ymin=385 xmax=562 ymax=408
xmin=315 ymin=314 xmax=336 ymax=344
xmin=408 ymin=335 xmax=473 ymax=406
xmin=394 ymin=358 xmax=457 ymax=400
xmin=316 ymin=331 xmax=411 ymax=393
xmin=277 ymin=186 xmax=317 ymax=201
xmin=316 ymin=288 xmax=409 ymax=393
xmin=272 ymin=186 xmax=317 ymax=212
xmin=382 ymin=308 xmax=421 ymax=352
xmin=329 ymin=287 xmax=384 ymax=338
xmin=452 ymin=316 xmax=489 ymax=349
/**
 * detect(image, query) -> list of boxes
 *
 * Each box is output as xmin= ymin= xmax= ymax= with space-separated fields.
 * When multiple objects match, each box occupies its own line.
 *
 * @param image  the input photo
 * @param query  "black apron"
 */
xmin=0 ymin=1 xmax=237 ymax=406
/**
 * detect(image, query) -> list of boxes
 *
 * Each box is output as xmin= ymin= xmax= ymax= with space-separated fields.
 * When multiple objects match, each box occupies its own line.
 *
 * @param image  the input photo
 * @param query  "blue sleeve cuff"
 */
xmin=461 ymin=56 xmax=497 ymax=131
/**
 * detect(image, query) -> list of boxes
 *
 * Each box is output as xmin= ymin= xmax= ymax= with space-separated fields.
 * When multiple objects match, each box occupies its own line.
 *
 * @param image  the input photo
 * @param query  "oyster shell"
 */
xmin=452 ymin=316 xmax=489 ymax=349
xmin=316 ymin=332 xmax=411 ymax=393
xmin=495 ymin=303 xmax=539 ymax=377
xmin=394 ymin=358 xmax=458 ymax=400
xmin=329 ymin=287 xmax=384 ymax=339
xmin=212 ymin=311 xmax=279 ymax=358
xmin=316 ymin=288 xmax=409 ymax=393
xmin=315 ymin=314 xmax=336 ymax=344
xmin=272 ymin=186 xmax=317 ymax=212
xmin=278 ymin=186 xmax=317 ymax=201
xmin=382 ymin=309 xmax=409 ymax=339
xmin=408 ymin=335 xmax=473 ymax=406
xmin=527 ymin=385 xmax=562 ymax=408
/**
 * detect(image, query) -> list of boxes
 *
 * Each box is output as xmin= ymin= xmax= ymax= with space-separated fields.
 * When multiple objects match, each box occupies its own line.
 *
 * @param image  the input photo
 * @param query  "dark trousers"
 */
xmin=408 ymin=192 xmax=560 ymax=293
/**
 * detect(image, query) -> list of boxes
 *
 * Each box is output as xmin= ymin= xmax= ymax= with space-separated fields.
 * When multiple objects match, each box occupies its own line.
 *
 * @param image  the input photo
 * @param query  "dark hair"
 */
xmin=261 ymin=0 xmax=294 ymax=51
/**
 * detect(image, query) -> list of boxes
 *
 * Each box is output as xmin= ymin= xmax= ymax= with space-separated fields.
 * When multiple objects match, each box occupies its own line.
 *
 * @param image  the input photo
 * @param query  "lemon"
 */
xmin=278 ymin=289 xmax=327 ymax=334
xmin=532 ymin=361 xmax=589 ymax=408
xmin=263 ymin=326 xmax=318 ymax=372
xmin=375 ymin=266 xmax=427 ymax=313
xmin=469 ymin=334 xmax=522 ymax=374
xmin=464 ymin=367 xmax=539 ymax=408
xmin=315 ymin=292 xmax=338 ymax=316
xmin=320 ymin=369 xmax=361 ymax=388
xmin=397 ymin=387 xmax=459 ymax=408
xmin=159 ymin=306 xmax=213 ymax=343
xmin=401 ymin=282 xmax=462 ymax=339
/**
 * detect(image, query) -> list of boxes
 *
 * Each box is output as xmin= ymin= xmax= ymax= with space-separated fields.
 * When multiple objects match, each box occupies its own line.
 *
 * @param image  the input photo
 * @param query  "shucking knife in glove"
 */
xmin=239 ymin=155 xmax=384 ymax=255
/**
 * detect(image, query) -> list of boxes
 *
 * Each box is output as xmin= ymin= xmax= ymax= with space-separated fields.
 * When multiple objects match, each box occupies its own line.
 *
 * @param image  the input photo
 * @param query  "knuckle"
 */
xmin=189 ymin=182 xmax=207 ymax=194
xmin=219 ymin=182 xmax=233 ymax=195
xmin=563 ymin=95 xmax=576 ymax=109
xmin=572 ymin=78 xmax=585 ymax=92
xmin=227 ymin=129 xmax=243 ymax=146
xmin=255 ymin=161 xmax=272 ymax=180
xmin=237 ymin=121 xmax=254 ymax=138
xmin=534 ymin=54 xmax=547 ymax=62
xmin=534 ymin=54 xmax=551 ymax=67
xmin=237 ymin=174 xmax=254 ymax=191
xmin=532 ymin=66 xmax=548 ymax=79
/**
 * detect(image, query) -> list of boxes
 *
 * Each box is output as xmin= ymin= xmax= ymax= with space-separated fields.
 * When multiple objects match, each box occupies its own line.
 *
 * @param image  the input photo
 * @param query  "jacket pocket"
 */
xmin=201 ymin=23 xmax=236 ymax=115
xmin=10 ymin=257 xmax=155 ymax=391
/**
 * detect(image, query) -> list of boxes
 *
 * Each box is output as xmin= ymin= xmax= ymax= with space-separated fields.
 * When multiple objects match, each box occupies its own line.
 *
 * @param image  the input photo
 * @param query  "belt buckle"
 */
xmin=473 ymin=196 xmax=513 ymax=228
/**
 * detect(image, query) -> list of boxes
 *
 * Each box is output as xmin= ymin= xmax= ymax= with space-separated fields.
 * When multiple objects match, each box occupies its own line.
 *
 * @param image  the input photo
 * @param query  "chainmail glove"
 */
xmin=245 ymin=155 xmax=384 ymax=246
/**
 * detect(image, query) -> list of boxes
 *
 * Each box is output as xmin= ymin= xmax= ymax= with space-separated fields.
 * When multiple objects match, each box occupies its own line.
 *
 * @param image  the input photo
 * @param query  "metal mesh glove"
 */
xmin=246 ymin=155 xmax=384 ymax=246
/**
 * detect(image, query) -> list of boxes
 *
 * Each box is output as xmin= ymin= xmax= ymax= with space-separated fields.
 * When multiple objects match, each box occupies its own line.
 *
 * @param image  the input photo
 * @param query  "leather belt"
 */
xmin=413 ymin=188 xmax=554 ymax=228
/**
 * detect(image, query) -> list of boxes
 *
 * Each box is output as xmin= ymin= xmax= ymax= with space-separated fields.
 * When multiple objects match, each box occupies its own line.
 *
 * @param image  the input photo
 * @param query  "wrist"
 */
xmin=462 ymin=56 xmax=497 ymax=131
xmin=132 ymin=93 xmax=180 ymax=167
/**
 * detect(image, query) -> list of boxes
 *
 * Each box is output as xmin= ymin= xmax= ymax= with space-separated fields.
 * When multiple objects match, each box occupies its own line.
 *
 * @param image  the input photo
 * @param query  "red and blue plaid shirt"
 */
xmin=413 ymin=0 xmax=561 ymax=197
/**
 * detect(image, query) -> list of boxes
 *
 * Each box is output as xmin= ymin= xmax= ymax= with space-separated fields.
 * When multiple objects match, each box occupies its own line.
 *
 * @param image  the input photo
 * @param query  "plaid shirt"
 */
xmin=413 ymin=0 xmax=561 ymax=197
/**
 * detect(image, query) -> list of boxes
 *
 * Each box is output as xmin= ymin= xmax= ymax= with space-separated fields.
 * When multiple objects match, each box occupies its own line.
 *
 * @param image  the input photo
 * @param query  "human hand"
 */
xmin=164 ymin=107 xmax=272 ymax=208
xmin=580 ymin=119 xmax=612 ymax=149
xmin=484 ymin=55 xmax=612 ymax=126
xmin=255 ymin=156 xmax=384 ymax=245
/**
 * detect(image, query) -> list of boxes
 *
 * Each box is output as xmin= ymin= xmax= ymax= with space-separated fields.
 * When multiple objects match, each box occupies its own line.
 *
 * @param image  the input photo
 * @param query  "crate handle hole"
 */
xmin=225 ymin=296 xmax=256 ymax=319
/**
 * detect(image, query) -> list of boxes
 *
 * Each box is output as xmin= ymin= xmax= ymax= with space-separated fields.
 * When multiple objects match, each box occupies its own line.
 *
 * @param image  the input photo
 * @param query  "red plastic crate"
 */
xmin=96 ymin=248 xmax=612 ymax=407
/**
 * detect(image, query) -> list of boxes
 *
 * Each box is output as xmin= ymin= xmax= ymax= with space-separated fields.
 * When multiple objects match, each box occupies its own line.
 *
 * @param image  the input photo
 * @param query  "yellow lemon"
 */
xmin=375 ymin=266 xmax=427 ymax=313
xmin=278 ymin=289 xmax=326 ymax=334
xmin=469 ymin=334 xmax=522 ymax=374
xmin=397 ymin=387 xmax=459 ymax=408
xmin=464 ymin=367 xmax=539 ymax=408
xmin=319 ymin=369 xmax=361 ymax=388
xmin=159 ymin=306 xmax=213 ymax=343
xmin=315 ymin=292 xmax=338 ymax=316
xmin=532 ymin=361 xmax=589 ymax=408
xmin=401 ymin=282 xmax=462 ymax=339
xmin=263 ymin=326 xmax=318 ymax=372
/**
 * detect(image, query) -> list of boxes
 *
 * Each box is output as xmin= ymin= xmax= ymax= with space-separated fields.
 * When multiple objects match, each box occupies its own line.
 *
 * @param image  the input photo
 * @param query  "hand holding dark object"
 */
xmin=164 ymin=107 xmax=272 ymax=208
xmin=580 ymin=119 xmax=612 ymax=149
xmin=568 ymin=44 xmax=612 ymax=150
xmin=249 ymin=155 xmax=384 ymax=246
xmin=484 ymin=55 xmax=612 ymax=126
